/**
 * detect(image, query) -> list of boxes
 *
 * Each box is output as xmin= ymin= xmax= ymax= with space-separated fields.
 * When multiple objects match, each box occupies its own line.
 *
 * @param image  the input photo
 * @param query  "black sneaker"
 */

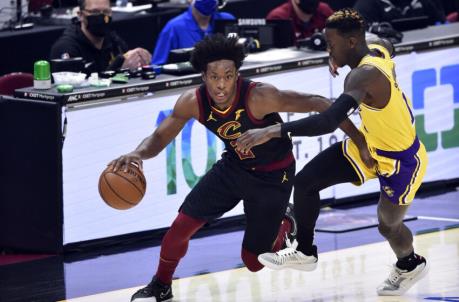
xmin=284 ymin=203 xmax=297 ymax=239
xmin=131 ymin=276 xmax=173 ymax=302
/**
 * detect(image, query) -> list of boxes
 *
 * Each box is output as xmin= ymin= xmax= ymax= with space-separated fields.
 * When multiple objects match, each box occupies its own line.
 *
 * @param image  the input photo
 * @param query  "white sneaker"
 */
xmin=258 ymin=240 xmax=318 ymax=271
xmin=377 ymin=257 xmax=429 ymax=296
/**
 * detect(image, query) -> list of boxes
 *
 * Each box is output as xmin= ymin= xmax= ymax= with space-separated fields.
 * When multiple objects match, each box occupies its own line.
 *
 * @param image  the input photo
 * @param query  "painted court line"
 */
xmin=59 ymin=229 xmax=459 ymax=302
xmin=417 ymin=216 xmax=459 ymax=223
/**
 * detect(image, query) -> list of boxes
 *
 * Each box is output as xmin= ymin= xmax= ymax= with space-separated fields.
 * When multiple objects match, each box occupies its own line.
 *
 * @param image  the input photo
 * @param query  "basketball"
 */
xmin=98 ymin=163 xmax=147 ymax=210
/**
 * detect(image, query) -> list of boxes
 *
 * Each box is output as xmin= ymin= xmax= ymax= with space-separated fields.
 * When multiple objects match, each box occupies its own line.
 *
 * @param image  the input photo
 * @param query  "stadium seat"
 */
xmin=0 ymin=72 xmax=34 ymax=96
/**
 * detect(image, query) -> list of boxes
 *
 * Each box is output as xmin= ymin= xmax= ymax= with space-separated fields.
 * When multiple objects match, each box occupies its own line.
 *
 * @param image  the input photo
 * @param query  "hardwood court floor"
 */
xmin=61 ymin=228 xmax=459 ymax=302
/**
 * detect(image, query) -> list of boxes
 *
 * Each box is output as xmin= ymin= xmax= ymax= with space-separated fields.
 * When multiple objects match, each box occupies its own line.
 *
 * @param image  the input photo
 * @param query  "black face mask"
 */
xmin=86 ymin=14 xmax=112 ymax=37
xmin=298 ymin=0 xmax=319 ymax=15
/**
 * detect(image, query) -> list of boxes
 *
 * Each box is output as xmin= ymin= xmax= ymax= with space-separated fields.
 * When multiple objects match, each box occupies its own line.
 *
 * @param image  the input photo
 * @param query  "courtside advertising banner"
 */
xmin=63 ymin=47 xmax=459 ymax=244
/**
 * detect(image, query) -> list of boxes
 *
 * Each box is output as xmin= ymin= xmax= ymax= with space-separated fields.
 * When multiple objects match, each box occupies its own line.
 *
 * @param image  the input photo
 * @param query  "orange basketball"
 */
xmin=98 ymin=163 xmax=147 ymax=210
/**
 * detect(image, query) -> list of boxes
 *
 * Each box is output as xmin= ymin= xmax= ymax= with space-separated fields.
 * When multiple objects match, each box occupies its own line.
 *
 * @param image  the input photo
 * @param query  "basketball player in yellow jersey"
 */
xmin=236 ymin=8 xmax=428 ymax=296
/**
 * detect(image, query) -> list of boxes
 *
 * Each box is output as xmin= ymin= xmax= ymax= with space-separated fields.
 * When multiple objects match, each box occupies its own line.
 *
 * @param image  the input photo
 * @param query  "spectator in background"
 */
xmin=447 ymin=11 xmax=458 ymax=22
xmin=447 ymin=12 xmax=459 ymax=22
xmin=266 ymin=0 xmax=334 ymax=41
xmin=151 ymin=0 xmax=235 ymax=65
xmin=353 ymin=0 xmax=445 ymax=25
xmin=443 ymin=0 xmax=459 ymax=22
xmin=50 ymin=0 xmax=151 ymax=73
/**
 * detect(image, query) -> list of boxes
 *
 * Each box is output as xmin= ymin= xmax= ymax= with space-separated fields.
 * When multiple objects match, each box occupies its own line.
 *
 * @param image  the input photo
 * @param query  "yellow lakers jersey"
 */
xmin=357 ymin=44 xmax=416 ymax=153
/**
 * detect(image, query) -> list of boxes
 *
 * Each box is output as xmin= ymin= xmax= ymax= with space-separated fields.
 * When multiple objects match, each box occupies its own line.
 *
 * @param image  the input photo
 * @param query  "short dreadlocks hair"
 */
xmin=326 ymin=8 xmax=366 ymax=36
xmin=190 ymin=34 xmax=246 ymax=73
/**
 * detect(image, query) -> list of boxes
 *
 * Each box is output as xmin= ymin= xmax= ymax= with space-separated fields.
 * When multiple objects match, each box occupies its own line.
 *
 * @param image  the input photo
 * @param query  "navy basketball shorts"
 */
xmin=180 ymin=158 xmax=295 ymax=255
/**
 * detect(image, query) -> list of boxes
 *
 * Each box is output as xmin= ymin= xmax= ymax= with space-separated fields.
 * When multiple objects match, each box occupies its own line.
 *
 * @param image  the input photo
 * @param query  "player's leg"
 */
xmin=376 ymin=195 xmax=429 ymax=296
xmin=258 ymin=141 xmax=363 ymax=270
xmin=271 ymin=202 xmax=296 ymax=252
xmin=376 ymin=146 xmax=429 ymax=296
xmin=377 ymin=195 xmax=413 ymax=259
xmin=130 ymin=212 xmax=205 ymax=302
xmin=295 ymin=141 xmax=361 ymax=253
xmin=239 ymin=163 xmax=295 ymax=272
xmin=131 ymin=160 xmax=242 ymax=302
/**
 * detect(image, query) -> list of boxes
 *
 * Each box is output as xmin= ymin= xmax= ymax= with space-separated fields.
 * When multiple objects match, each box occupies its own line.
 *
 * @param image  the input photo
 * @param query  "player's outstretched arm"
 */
xmin=110 ymin=90 xmax=197 ymax=171
xmin=236 ymin=92 xmax=359 ymax=154
xmin=249 ymin=82 xmax=332 ymax=115
xmin=237 ymin=80 xmax=365 ymax=154
xmin=279 ymin=65 xmax=375 ymax=137
xmin=249 ymin=83 xmax=363 ymax=141
xmin=237 ymin=67 xmax=376 ymax=159
xmin=250 ymin=83 xmax=361 ymax=140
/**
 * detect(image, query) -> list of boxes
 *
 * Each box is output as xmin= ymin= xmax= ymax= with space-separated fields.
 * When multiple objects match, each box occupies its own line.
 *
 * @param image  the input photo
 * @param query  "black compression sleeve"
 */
xmin=280 ymin=93 xmax=359 ymax=137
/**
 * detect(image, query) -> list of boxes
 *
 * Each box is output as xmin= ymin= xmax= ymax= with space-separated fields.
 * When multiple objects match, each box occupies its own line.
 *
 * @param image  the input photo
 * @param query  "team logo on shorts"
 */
xmin=382 ymin=186 xmax=394 ymax=197
xmin=282 ymin=171 xmax=288 ymax=183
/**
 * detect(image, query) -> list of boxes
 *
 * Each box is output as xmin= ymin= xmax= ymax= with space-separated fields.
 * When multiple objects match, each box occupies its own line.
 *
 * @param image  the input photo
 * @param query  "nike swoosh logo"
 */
xmin=384 ymin=6 xmax=392 ymax=12
xmin=160 ymin=288 xmax=171 ymax=299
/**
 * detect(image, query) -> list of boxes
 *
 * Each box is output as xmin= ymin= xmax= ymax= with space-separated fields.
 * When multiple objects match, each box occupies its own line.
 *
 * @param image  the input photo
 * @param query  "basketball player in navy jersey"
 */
xmin=109 ymin=34 xmax=370 ymax=302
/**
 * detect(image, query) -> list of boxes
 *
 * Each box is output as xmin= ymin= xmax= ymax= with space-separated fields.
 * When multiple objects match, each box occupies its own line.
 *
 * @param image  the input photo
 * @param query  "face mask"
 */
xmin=194 ymin=0 xmax=218 ymax=16
xmin=298 ymin=0 xmax=319 ymax=15
xmin=86 ymin=14 xmax=112 ymax=37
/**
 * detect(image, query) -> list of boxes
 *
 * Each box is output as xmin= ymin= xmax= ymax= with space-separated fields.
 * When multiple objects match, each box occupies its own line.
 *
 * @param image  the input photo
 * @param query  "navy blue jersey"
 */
xmin=196 ymin=78 xmax=293 ymax=169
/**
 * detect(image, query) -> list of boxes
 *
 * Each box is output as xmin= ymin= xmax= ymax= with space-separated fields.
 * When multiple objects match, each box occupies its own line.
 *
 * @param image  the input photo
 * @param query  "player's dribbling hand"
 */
xmin=329 ymin=57 xmax=339 ymax=77
xmin=108 ymin=151 xmax=143 ymax=173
